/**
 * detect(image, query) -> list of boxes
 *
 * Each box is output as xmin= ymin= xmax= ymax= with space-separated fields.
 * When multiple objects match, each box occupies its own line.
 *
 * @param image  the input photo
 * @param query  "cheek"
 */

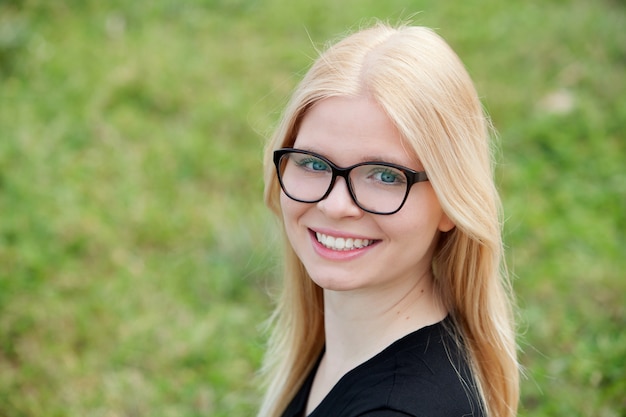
xmin=392 ymin=191 xmax=446 ymax=241
xmin=385 ymin=214 xmax=437 ymax=240
xmin=279 ymin=196 xmax=312 ymax=261
xmin=279 ymin=193 xmax=297 ymax=222
xmin=280 ymin=194 xmax=306 ymax=236
xmin=384 ymin=213 xmax=442 ymax=258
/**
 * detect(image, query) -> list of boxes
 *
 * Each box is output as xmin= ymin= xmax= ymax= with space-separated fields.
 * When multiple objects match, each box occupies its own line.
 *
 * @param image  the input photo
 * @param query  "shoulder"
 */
xmin=321 ymin=320 xmax=484 ymax=417
xmin=311 ymin=321 xmax=483 ymax=417
xmin=382 ymin=322 xmax=485 ymax=416
xmin=355 ymin=411 xmax=414 ymax=417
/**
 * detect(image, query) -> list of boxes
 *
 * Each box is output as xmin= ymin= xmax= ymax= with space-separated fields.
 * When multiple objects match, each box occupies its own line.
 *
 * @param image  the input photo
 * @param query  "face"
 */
xmin=279 ymin=95 xmax=454 ymax=294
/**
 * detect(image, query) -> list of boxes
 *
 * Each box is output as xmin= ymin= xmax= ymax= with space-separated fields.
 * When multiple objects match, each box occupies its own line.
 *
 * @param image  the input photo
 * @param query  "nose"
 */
xmin=316 ymin=176 xmax=364 ymax=218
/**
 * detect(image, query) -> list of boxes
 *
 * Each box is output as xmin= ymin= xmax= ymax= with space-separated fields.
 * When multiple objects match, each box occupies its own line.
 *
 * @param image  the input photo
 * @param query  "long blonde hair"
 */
xmin=259 ymin=23 xmax=518 ymax=417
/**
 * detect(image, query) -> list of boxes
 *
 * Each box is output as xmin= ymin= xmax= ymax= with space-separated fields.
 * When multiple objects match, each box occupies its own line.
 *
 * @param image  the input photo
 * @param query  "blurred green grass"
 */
xmin=1 ymin=0 xmax=624 ymax=416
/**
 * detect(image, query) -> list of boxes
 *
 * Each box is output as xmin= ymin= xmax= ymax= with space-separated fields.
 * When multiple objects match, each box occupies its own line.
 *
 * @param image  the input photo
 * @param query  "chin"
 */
xmin=308 ymin=273 xmax=366 ymax=292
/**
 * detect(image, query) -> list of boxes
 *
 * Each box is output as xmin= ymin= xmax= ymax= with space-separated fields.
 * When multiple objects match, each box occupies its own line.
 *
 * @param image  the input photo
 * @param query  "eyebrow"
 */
xmin=293 ymin=146 xmax=419 ymax=169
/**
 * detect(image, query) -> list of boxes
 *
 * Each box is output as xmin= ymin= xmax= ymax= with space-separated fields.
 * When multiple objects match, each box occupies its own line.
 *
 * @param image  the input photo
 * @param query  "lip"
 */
xmin=308 ymin=228 xmax=379 ymax=260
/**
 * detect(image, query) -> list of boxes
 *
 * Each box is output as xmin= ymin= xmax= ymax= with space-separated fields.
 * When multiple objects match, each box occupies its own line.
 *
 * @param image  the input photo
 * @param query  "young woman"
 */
xmin=258 ymin=23 xmax=519 ymax=417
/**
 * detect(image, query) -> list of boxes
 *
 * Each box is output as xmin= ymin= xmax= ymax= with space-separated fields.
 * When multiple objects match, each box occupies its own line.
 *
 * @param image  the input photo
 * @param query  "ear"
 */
xmin=438 ymin=212 xmax=455 ymax=233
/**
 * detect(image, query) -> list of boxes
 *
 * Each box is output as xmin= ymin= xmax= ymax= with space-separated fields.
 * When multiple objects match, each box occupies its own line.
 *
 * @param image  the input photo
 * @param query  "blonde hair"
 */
xmin=259 ymin=23 xmax=519 ymax=417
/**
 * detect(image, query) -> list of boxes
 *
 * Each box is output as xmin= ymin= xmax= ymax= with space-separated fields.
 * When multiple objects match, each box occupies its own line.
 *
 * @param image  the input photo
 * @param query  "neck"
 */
xmin=321 ymin=272 xmax=447 ymax=375
xmin=303 ymin=272 xmax=447 ymax=415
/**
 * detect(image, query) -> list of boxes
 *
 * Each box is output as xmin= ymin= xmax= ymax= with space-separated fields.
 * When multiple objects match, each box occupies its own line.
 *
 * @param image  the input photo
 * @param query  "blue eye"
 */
xmin=297 ymin=157 xmax=330 ymax=172
xmin=369 ymin=167 xmax=406 ymax=185
xmin=379 ymin=170 xmax=398 ymax=183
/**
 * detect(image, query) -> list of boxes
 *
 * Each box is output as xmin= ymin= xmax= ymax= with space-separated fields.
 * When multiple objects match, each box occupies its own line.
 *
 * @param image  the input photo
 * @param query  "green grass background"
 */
xmin=1 ymin=0 xmax=624 ymax=416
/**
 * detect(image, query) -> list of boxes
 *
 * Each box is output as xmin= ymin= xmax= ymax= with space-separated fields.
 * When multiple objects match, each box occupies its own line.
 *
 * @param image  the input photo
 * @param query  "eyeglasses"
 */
xmin=273 ymin=148 xmax=429 ymax=215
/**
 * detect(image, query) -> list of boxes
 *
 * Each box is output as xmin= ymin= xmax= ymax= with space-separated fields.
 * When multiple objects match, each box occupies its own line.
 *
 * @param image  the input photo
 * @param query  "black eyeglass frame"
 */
xmin=273 ymin=148 xmax=429 ymax=215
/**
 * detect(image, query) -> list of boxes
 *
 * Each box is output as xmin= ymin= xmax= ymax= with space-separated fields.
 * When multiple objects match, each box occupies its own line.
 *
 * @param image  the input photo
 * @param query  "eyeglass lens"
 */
xmin=277 ymin=151 xmax=410 ymax=214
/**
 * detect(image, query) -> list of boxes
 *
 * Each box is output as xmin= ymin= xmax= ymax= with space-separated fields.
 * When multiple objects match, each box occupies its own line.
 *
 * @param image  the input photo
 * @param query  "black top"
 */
xmin=281 ymin=317 xmax=484 ymax=417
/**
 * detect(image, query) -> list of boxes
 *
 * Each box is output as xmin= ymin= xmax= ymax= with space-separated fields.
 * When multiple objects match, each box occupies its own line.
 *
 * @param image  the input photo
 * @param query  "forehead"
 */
xmin=293 ymin=96 xmax=420 ymax=168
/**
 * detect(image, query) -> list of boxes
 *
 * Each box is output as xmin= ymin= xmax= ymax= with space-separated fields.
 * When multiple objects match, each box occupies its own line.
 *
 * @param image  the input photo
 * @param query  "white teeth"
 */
xmin=315 ymin=232 xmax=373 ymax=251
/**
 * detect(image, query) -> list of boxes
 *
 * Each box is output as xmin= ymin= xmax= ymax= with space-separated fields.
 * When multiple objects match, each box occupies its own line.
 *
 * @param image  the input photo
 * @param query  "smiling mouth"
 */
xmin=315 ymin=232 xmax=376 ymax=251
